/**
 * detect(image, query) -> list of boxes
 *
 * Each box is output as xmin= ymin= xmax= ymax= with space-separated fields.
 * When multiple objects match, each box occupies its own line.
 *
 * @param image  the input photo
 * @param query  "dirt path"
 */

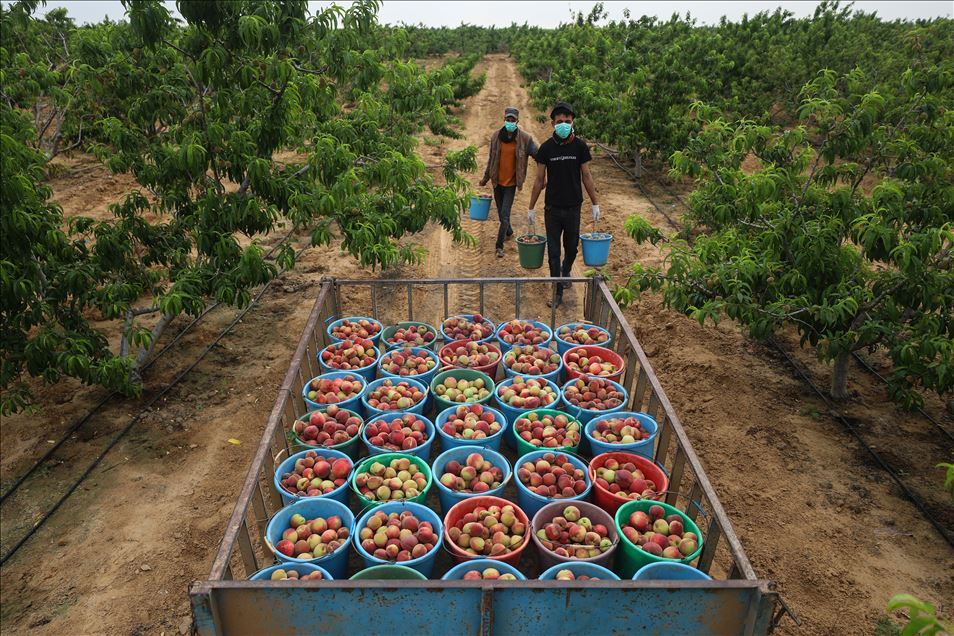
xmin=1 ymin=53 xmax=951 ymax=635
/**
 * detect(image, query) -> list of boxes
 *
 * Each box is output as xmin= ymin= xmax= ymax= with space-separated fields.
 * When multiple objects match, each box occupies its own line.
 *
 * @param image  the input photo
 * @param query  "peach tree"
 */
xmin=619 ymin=67 xmax=953 ymax=407
xmin=0 ymin=0 xmax=478 ymax=414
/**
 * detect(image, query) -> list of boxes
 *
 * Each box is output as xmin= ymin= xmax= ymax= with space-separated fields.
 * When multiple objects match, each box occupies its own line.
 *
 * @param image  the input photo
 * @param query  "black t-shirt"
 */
xmin=535 ymin=136 xmax=592 ymax=208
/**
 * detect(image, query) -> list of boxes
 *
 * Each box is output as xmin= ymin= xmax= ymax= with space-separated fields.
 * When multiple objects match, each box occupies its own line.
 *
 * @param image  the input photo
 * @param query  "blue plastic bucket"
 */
xmin=539 ymin=561 xmax=620 ymax=580
xmin=249 ymin=562 xmax=333 ymax=581
xmin=376 ymin=346 xmax=441 ymax=387
xmin=264 ymin=498 xmax=354 ymax=579
xmin=301 ymin=371 xmax=368 ymax=415
xmin=361 ymin=376 xmax=428 ymax=419
xmin=585 ymin=411 xmax=658 ymax=460
xmin=493 ymin=376 xmax=563 ymax=449
xmin=326 ymin=316 xmax=384 ymax=346
xmin=361 ymin=411 xmax=436 ymax=460
xmin=469 ymin=195 xmax=492 ymax=221
xmin=494 ymin=319 xmax=553 ymax=354
xmin=561 ymin=377 xmax=628 ymax=425
xmin=273 ymin=448 xmax=353 ymax=507
xmin=431 ymin=446 xmax=512 ymax=515
xmin=442 ymin=559 xmax=527 ymax=580
xmin=513 ymin=449 xmax=592 ymax=518
xmin=580 ymin=232 xmax=613 ymax=267
xmin=352 ymin=500 xmax=444 ymax=577
xmin=554 ymin=322 xmax=613 ymax=356
xmin=317 ymin=343 xmax=378 ymax=382
xmin=502 ymin=346 xmax=564 ymax=384
xmin=633 ymin=561 xmax=712 ymax=581
xmin=435 ymin=404 xmax=508 ymax=451
xmin=439 ymin=314 xmax=496 ymax=345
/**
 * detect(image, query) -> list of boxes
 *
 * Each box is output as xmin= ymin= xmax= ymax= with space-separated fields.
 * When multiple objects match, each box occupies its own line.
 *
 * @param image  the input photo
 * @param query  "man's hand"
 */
xmin=479 ymin=177 xmax=488 ymax=187
xmin=592 ymin=204 xmax=601 ymax=222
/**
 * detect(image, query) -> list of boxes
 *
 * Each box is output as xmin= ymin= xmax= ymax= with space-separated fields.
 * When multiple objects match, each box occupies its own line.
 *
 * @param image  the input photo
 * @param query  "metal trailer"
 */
xmin=191 ymin=277 xmax=784 ymax=635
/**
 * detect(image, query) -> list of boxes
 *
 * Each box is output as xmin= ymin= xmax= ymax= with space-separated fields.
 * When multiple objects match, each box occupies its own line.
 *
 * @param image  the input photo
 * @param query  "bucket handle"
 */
xmin=439 ymin=532 xmax=527 ymax=561
xmin=530 ymin=528 xmax=623 ymax=553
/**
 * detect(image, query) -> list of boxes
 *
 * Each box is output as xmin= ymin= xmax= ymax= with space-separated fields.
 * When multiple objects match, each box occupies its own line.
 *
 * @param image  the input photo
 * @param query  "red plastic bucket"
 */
xmin=588 ymin=451 xmax=668 ymax=516
xmin=562 ymin=345 xmax=624 ymax=382
xmin=443 ymin=496 xmax=531 ymax=567
xmin=438 ymin=341 xmax=502 ymax=377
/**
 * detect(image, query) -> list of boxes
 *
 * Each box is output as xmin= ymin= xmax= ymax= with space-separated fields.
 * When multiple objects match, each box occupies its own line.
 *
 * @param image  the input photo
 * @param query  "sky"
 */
xmin=24 ymin=1 xmax=954 ymax=27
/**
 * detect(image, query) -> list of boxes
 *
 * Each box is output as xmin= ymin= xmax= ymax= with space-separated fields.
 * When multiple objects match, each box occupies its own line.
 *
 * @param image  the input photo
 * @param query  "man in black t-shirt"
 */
xmin=527 ymin=101 xmax=600 ymax=307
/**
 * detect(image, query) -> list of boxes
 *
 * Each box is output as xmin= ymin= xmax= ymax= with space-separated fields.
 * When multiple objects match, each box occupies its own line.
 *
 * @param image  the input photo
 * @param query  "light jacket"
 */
xmin=482 ymin=128 xmax=538 ymax=190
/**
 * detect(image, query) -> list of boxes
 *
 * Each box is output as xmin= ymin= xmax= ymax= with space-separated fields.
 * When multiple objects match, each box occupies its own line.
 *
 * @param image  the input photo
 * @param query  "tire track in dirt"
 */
xmin=420 ymin=54 xmax=590 ymax=324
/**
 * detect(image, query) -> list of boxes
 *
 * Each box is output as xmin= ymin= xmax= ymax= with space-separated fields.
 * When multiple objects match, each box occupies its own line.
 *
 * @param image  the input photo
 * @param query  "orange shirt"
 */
xmin=497 ymin=140 xmax=517 ymax=187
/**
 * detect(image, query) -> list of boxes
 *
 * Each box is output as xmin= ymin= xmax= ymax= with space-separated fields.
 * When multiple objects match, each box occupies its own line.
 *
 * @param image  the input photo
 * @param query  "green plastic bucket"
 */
xmin=350 ymin=452 xmax=433 ymax=507
xmin=349 ymin=564 xmax=428 ymax=580
xmin=516 ymin=234 xmax=546 ymax=269
xmin=613 ymin=499 xmax=704 ymax=579
xmin=430 ymin=369 xmax=495 ymax=413
xmin=512 ymin=408 xmax=584 ymax=457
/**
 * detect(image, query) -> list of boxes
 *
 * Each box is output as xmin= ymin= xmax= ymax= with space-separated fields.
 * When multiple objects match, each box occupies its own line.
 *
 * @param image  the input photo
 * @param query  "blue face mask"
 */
xmin=554 ymin=122 xmax=573 ymax=139
xmin=504 ymin=121 xmax=517 ymax=133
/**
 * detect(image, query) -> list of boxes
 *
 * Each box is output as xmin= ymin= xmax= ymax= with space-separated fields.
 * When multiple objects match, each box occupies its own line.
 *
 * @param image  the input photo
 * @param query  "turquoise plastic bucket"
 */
xmin=434 ymin=404 xmax=508 ymax=451
xmin=361 ymin=411 xmax=436 ymax=460
xmin=249 ymin=562 xmax=333 ymax=581
xmin=538 ymin=561 xmax=620 ymax=580
xmin=264 ymin=497 xmax=354 ymax=579
xmin=317 ymin=343 xmax=378 ymax=382
xmin=469 ymin=195 xmax=492 ymax=221
xmin=633 ymin=561 xmax=712 ymax=581
xmin=431 ymin=446 xmax=512 ymax=515
xmin=326 ymin=316 xmax=384 ymax=346
xmin=376 ymin=346 xmax=441 ymax=387
xmin=352 ymin=500 xmax=444 ymax=577
xmin=493 ymin=377 xmax=563 ymax=449
xmin=580 ymin=232 xmax=613 ymax=267
xmin=349 ymin=565 xmax=426 ymax=580
xmin=585 ymin=411 xmax=658 ymax=460
xmin=554 ymin=322 xmax=613 ymax=356
xmin=494 ymin=319 xmax=553 ymax=354
xmin=361 ymin=376 xmax=428 ymax=419
xmin=513 ymin=449 xmax=592 ymax=518
xmin=273 ymin=448 xmax=353 ymax=507
xmin=561 ymin=377 xmax=628 ymax=425
xmin=289 ymin=407 xmax=364 ymax=461
xmin=381 ymin=321 xmax=440 ymax=351
xmin=442 ymin=559 xmax=527 ymax=580
xmin=301 ymin=371 xmax=368 ymax=415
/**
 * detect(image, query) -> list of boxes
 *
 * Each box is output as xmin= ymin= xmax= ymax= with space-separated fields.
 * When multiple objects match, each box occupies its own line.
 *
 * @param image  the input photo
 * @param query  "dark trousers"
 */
xmin=493 ymin=185 xmax=516 ymax=249
xmin=544 ymin=205 xmax=581 ymax=284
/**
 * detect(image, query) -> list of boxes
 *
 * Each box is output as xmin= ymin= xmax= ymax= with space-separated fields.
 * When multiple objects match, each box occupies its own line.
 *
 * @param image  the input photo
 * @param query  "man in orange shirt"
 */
xmin=479 ymin=107 xmax=538 ymax=257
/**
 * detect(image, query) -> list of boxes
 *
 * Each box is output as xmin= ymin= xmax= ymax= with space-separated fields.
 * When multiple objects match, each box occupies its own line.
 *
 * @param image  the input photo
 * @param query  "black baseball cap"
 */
xmin=550 ymin=101 xmax=575 ymax=118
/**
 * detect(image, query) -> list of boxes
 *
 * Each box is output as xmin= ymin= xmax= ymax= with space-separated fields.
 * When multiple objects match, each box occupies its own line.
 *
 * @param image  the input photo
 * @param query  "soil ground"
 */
xmin=1 ymin=53 xmax=951 ymax=635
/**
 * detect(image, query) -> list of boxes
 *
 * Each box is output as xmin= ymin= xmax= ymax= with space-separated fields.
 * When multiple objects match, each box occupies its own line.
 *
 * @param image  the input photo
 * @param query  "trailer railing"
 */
xmin=191 ymin=277 xmax=781 ymax=635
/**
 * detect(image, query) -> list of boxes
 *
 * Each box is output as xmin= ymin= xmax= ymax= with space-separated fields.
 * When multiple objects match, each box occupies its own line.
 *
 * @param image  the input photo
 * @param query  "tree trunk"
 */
xmin=831 ymin=351 xmax=851 ymax=400
xmin=633 ymin=147 xmax=643 ymax=178
xmin=131 ymin=312 xmax=174 ymax=384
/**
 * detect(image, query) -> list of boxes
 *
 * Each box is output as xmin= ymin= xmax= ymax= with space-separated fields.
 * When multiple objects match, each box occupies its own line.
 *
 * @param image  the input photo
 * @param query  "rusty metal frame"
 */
xmin=193 ymin=277 xmax=779 ymax=635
